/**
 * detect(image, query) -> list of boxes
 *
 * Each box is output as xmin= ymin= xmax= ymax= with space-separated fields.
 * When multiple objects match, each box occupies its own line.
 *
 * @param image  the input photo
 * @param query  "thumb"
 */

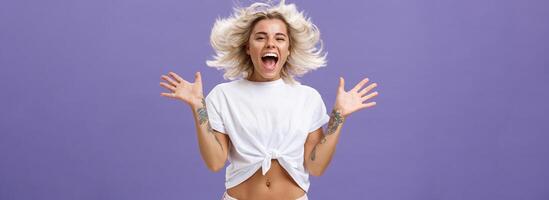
xmin=338 ymin=77 xmax=345 ymax=92
xmin=195 ymin=71 xmax=202 ymax=84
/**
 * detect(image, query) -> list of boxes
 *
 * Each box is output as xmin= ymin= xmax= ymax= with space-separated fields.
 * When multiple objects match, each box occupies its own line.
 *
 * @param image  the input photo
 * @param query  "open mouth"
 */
xmin=261 ymin=52 xmax=278 ymax=71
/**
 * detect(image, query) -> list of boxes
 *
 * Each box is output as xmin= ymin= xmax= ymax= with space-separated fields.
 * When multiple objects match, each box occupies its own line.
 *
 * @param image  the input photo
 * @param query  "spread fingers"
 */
xmin=361 ymin=91 xmax=379 ymax=102
xmin=168 ymin=72 xmax=189 ymax=84
xmin=359 ymin=82 xmax=378 ymax=96
xmin=161 ymin=75 xmax=178 ymax=86
xmin=160 ymin=92 xmax=176 ymax=98
xmin=351 ymin=78 xmax=369 ymax=92
xmin=360 ymin=102 xmax=377 ymax=109
xmin=160 ymin=82 xmax=176 ymax=92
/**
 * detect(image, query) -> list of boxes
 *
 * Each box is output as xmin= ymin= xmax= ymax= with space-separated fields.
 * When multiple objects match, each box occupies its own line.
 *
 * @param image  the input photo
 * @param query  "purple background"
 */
xmin=1 ymin=0 xmax=548 ymax=199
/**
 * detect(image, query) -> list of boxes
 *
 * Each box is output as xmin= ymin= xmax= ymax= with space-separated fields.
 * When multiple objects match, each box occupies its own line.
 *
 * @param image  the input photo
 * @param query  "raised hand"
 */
xmin=160 ymin=71 xmax=204 ymax=107
xmin=334 ymin=77 xmax=379 ymax=117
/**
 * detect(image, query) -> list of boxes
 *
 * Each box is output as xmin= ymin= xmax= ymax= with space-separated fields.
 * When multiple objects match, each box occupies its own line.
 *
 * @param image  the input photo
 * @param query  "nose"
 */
xmin=265 ymin=38 xmax=275 ymax=49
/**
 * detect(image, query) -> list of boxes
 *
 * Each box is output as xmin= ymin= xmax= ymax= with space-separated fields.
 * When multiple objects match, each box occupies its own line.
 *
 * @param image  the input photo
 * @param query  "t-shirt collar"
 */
xmin=242 ymin=78 xmax=284 ymax=86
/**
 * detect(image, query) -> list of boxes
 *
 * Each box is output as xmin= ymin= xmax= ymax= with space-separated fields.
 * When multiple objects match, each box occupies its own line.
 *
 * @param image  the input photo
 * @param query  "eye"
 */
xmin=276 ymin=38 xmax=285 ymax=41
xmin=256 ymin=37 xmax=265 ymax=40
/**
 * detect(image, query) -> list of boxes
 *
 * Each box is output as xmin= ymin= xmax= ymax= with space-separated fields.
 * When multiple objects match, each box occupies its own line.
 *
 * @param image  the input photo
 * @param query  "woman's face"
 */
xmin=246 ymin=18 xmax=290 ymax=82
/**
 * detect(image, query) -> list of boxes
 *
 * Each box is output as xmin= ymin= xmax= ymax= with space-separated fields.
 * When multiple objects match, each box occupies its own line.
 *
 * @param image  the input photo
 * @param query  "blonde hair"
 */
xmin=206 ymin=0 xmax=327 ymax=83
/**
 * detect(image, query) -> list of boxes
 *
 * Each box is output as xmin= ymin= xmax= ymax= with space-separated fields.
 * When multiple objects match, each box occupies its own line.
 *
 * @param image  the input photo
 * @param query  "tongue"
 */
xmin=263 ymin=58 xmax=276 ymax=71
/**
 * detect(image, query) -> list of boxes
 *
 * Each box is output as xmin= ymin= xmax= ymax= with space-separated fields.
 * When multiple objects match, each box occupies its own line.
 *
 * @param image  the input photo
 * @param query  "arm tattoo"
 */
xmin=197 ymin=99 xmax=212 ymax=132
xmin=196 ymin=98 xmax=223 ymax=151
xmin=310 ymin=109 xmax=344 ymax=161
xmin=327 ymin=109 xmax=344 ymax=135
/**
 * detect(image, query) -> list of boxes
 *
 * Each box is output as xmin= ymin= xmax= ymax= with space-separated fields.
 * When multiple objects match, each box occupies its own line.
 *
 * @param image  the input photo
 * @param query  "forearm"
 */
xmin=308 ymin=109 xmax=345 ymax=176
xmin=191 ymin=98 xmax=226 ymax=172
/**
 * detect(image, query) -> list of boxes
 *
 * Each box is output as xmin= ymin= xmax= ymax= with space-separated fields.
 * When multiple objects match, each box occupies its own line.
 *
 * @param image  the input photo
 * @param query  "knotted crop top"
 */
xmin=205 ymin=78 xmax=330 ymax=192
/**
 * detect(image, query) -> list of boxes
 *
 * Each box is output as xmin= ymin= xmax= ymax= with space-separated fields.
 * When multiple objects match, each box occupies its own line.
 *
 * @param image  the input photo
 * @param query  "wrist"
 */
xmin=330 ymin=108 xmax=346 ymax=122
xmin=188 ymin=97 xmax=205 ymax=110
xmin=332 ymin=106 xmax=348 ymax=118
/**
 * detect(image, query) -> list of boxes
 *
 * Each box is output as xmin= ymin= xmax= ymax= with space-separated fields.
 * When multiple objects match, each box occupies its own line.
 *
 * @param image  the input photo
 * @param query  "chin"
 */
xmin=254 ymin=67 xmax=280 ymax=79
xmin=262 ymin=71 xmax=281 ymax=79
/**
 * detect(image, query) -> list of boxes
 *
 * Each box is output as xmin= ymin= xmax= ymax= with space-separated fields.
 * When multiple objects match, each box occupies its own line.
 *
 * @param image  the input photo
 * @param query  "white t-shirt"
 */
xmin=205 ymin=78 xmax=330 ymax=192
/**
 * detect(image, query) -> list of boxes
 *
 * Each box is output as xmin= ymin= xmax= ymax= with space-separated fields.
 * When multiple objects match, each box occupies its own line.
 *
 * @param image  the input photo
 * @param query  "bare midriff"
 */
xmin=226 ymin=159 xmax=306 ymax=200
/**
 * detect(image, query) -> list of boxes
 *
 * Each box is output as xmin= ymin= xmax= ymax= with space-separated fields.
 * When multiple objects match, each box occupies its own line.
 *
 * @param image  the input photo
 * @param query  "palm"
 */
xmin=334 ymin=77 xmax=378 ymax=117
xmin=160 ymin=71 xmax=204 ymax=106
xmin=175 ymin=80 xmax=202 ymax=102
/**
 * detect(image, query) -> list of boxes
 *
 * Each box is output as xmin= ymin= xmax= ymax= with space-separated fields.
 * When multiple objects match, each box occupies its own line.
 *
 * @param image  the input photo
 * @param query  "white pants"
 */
xmin=222 ymin=191 xmax=309 ymax=200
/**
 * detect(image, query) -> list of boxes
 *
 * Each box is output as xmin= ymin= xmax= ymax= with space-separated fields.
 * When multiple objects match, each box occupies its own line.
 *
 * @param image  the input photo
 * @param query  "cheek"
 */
xmin=283 ymin=45 xmax=291 ymax=57
xmin=249 ymin=43 xmax=262 ymax=55
xmin=283 ymin=43 xmax=290 ymax=54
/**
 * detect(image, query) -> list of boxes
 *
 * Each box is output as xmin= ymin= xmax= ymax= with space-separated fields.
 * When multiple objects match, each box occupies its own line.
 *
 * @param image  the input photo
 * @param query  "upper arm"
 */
xmin=304 ymin=127 xmax=323 ymax=172
xmin=206 ymin=87 xmax=230 ymax=161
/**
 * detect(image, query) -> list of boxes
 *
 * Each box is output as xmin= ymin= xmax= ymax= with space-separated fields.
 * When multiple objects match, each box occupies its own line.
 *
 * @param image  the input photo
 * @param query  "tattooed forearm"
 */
xmin=310 ymin=109 xmax=345 ymax=161
xmin=327 ymin=109 xmax=344 ymax=135
xmin=197 ymin=99 xmax=212 ymax=132
xmin=196 ymin=98 xmax=223 ymax=151
xmin=320 ymin=109 xmax=344 ymax=144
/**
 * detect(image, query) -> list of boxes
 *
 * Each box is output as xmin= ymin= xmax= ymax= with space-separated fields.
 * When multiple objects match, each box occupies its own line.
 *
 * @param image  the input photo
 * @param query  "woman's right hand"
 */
xmin=160 ymin=71 xmax=204 ymax=107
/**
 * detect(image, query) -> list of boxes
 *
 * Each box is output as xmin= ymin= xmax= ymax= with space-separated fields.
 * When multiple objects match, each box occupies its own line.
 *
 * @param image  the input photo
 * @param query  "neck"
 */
xmin=247 ymin=73 xmax=281 ymax=82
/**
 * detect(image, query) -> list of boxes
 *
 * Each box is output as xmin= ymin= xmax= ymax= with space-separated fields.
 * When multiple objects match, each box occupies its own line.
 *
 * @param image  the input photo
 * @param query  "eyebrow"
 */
xmin=254 ymin=32 xmax=287 ymax=37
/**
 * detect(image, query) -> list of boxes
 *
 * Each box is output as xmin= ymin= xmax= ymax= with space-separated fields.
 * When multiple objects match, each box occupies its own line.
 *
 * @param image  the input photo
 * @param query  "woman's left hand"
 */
xmin=334 ymin=77 xmax=379 ymax=117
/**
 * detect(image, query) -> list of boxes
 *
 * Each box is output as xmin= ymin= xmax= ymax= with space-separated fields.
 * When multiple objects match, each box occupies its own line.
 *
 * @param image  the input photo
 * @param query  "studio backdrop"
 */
xmin=1 ymin=0 xmax=548 ymax=199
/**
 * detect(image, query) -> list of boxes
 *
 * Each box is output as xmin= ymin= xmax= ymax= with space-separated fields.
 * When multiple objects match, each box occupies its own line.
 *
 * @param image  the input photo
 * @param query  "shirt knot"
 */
xmin=270 ymin=150 xmax=280 ymax=159
xmin=261 ymin=149 xmax=282 ymax=175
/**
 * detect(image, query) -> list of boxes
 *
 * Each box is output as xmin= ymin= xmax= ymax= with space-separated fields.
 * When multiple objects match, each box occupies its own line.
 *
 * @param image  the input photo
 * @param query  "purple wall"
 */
xmin=1 ymin=0 xmax=548 ymax=199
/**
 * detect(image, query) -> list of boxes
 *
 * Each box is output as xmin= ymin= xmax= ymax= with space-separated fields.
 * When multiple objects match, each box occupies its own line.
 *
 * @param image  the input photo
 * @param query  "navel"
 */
xmin=265 ymin=177 xmax=271 ymax=187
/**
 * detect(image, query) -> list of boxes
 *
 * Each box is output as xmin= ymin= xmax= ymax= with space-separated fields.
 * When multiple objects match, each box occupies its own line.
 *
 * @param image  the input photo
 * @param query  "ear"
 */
xmin=245 ymin=44 xmax=250 ymax=55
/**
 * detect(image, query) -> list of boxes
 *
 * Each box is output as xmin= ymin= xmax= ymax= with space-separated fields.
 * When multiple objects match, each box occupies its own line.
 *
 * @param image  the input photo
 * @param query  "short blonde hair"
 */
xmin=206 ymin=0 xmax=327 ymax=83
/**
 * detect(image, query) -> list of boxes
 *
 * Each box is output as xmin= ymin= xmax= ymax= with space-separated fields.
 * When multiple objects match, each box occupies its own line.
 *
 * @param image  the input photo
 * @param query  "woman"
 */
xmin=159 ymin=1 xmax=379 ymax=199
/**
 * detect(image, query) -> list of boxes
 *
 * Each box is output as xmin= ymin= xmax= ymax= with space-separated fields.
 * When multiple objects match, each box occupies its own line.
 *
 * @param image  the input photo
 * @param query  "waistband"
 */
xmin=222 ymin=191 xmax=308 ymax=200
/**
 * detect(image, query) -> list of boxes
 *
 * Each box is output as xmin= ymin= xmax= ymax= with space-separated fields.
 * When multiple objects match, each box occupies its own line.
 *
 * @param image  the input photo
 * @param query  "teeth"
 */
xmin=262 ymin=53 xmax=278 ymax=58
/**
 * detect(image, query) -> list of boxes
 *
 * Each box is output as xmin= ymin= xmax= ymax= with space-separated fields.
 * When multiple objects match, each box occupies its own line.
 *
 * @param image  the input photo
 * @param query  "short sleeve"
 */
xmin=205 ymin=85 xmax=227 ymax=134
xmin=307 ymin=90 xmax=330 ymax=133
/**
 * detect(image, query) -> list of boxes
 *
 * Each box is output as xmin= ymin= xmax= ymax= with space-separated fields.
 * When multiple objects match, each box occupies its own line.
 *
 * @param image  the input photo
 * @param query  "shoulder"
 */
xmin=209 ymin=79 xmax=243 ymax=94
xmin=292 ymin=83 xmax=322 ymax=98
